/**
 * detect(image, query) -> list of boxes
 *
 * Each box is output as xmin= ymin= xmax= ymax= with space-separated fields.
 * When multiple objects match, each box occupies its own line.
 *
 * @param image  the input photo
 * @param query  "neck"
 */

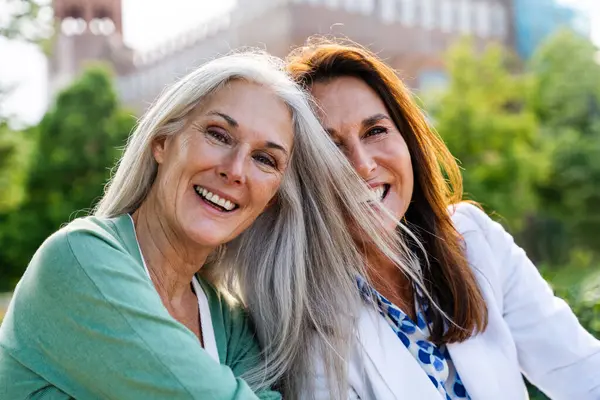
xmin=132 ymin=195 xmax=214 ymax=303
xmin=363 ymin=241 xmax=414 ymax=315
xmin=363 ymin=244 xmax=404 ymax=285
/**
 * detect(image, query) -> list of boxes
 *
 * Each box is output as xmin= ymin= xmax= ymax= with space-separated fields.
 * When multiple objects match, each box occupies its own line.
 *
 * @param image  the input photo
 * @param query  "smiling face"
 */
xmin=151 ymin=80 xmax=294 ymax=248
xmin=311 ymin=76 xmax=414 ymax=233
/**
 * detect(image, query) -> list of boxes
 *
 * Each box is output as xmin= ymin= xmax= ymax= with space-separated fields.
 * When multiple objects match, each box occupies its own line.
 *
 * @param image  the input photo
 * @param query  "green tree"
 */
xmin=0 ymin=122 xmax=32 ymax=213
xmin=428 ymin=40 xmax=545 ymax=232
xmin=0 ymin=65 xmax=135 ymax=289
xmin=0 ymin=0 xmax=53 ymax=217
xmin=527 ymin=29 xmax=600 ymax=262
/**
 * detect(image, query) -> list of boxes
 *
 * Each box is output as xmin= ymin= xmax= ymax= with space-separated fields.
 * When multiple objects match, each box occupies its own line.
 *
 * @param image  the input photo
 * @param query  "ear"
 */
xmin=152 ymin=135 xmax=168 ymax=164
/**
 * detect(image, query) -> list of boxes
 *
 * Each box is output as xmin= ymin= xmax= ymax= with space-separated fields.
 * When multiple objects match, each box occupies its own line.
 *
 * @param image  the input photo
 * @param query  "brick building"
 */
xmin=49 ymin=0 xmax=514 ymax=111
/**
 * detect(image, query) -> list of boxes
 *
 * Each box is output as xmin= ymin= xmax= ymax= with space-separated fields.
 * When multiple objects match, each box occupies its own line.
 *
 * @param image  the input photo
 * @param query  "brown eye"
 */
xmin=206 ymin=129 xmax=231 ymax=144
xmin=364 ymin=127 xmax=388 ymax=138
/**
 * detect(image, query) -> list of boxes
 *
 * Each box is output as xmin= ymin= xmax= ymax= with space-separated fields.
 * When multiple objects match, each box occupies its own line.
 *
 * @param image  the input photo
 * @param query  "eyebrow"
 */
xmin=362 ymin=113 xmax=391 ymax=128
xmin=325 ymin=113 xmax=391 ymax=137
xmin=207 ymin=110 xmax=289 ymax=156
xmin=264 ymin=141 xmax=289 ymax=156
xmin=207 ymin=111 xmax=238 ymax=128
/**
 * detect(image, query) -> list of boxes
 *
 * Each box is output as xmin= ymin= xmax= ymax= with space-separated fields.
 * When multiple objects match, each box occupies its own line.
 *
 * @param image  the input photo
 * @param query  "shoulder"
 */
xmin=16 ymin=214 xmax=141 ymax=306
xmin=448 ymin=202 xmax=494 ymax=236
xmin=26 ymin=215 xmax=130 ymax=279
xmin=61 ymin=214 xmax=131 ymax=258
xmin=40 ymin=214 xmax=126 ymax=252
xmin=4 ymin=215 xmax=144 ymax=348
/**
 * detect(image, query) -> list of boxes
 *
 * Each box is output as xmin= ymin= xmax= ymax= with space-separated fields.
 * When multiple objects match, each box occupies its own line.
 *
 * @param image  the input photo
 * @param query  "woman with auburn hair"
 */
xmin=286 ymin=38 xmax=600 ymax=400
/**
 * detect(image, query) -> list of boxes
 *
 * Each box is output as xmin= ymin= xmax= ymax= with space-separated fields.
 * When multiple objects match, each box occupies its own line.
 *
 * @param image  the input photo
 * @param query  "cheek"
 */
xmin=401 ymin=148 xmax=414 ymax=184
xmin=249 ymin=172 xmax=283 ymax=210
xmin=386 ymin=141 xmax=412 ymax=180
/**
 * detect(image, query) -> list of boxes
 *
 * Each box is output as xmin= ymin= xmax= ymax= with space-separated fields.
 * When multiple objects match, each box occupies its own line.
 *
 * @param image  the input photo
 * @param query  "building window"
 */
xmin=343 ymin=0 xmax=361 ymax=12
xmin=440 ymin=0 xmax=453 ymax=33
xmin=459 ymin=0 xmax=472 ymax=35
xmin=400 ymin=0 xmax=417 ymax=27
xmin=473 ymin=1 xmax=489 ymax=37
xmin=379 ymin=0 xmax=397 ymax=23
xmin=342 ymin=0 xmax=373 ymax=13
xmin=421 ymin=0 xmax=436 ymax=30
xmin=491 ymin=1 xmax=507 ymax=38
xmin=357 ymin=0 xmax=375 ymax=14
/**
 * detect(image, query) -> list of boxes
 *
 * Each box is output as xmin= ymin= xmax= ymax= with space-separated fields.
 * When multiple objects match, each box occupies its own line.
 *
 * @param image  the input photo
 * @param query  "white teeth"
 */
xmin=194 ymin=186 xmax=237 ymax=211
xmin=371 ymin=186 xmax=385 ymax=201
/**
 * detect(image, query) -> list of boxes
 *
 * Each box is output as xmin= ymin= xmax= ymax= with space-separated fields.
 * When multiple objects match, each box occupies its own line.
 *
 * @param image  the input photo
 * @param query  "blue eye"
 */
xmin=253 ymin=153 xmax=277 ymax=168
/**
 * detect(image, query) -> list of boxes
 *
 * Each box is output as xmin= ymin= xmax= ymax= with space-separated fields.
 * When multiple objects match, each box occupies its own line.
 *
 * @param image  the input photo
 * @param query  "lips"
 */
xmin=194 ymin=185 xmax=239 ymax=212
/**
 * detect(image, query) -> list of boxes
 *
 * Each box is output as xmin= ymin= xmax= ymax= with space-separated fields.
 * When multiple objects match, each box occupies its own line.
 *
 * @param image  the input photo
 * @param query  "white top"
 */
xmin=127 ymin=215 xmax=220 ymax=364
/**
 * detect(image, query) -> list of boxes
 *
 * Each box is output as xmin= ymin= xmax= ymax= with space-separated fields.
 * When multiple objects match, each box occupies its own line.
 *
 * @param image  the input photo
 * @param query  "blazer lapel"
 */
xmin=447 ymin=336 xmax=503 ymax=400
xmin=355 ymin=307 xmax=443 ymax=400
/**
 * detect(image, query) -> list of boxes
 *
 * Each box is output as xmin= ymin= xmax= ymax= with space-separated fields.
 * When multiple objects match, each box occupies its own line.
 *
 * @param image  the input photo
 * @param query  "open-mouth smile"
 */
xmin=194 ymin=185 xmax=239 ymax=213
xmin=370 ymin=184 xmax=390 ymax=202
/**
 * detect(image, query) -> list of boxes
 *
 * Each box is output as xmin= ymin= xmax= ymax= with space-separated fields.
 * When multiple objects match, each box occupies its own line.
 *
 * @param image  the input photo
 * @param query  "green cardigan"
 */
xmin=0 ymin=215 xmax=280 ymax=400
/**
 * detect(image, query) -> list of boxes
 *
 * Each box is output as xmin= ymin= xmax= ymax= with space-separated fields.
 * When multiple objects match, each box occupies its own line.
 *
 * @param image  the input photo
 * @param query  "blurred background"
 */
xmin=0 ymin=1 xmax=599 ymax=397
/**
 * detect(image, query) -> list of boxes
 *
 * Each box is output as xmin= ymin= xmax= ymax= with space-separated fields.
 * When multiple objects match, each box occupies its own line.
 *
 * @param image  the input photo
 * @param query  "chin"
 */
xmin=184 ymin=225 xmax=229 ymax=248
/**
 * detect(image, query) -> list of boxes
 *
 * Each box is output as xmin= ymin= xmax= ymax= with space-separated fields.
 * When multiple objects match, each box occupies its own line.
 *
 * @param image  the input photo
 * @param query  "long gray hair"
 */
xmin=95 ymin=51 xmax=428 ymax=398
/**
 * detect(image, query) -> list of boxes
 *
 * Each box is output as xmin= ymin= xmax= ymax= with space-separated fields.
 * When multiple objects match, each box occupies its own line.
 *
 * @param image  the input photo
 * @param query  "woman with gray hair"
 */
xmin=0 ymin=51 xmax=419 ymax=399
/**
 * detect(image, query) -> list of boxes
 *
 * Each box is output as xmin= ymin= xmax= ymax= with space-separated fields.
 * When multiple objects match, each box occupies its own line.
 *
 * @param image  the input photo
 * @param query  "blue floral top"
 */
xmin=358 ymin=279 xmax=470 ymax=400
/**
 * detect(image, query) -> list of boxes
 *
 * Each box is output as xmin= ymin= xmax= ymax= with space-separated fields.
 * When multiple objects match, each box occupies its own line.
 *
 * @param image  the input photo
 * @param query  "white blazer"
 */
xmin=308 ymin=203 xmax=600 ymax=400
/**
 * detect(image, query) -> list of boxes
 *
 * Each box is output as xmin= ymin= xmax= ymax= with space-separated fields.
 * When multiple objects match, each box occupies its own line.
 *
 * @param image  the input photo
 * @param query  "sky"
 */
xmin=0 ymin=0 xmax=597 ymax=125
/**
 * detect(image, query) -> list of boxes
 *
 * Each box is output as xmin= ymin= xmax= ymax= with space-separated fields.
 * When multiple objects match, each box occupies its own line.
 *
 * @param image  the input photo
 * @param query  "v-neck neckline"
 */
xmin=125 ymin=213 xmax=220 ymax=363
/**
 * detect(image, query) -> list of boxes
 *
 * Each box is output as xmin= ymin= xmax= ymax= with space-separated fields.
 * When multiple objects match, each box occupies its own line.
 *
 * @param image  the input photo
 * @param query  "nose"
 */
xmin=347 ymin=143 xmax=376 ymax=179
xmin=218 ymin=148 xmax=247 ymax=185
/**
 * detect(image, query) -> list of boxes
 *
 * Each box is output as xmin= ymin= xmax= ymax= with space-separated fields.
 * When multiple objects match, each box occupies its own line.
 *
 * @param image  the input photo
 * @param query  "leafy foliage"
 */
xmin=427 ymin=32 xmax=600 ymax=399
xmin=428 ymin=40 xmax=547 ymax=231
xmin=0 ymin=122 xmax=32 ymax=213
xmin=0 ymin=65 xmax=135 ymax=289
xmin=526 ymin=30 xmax=600 ymax=259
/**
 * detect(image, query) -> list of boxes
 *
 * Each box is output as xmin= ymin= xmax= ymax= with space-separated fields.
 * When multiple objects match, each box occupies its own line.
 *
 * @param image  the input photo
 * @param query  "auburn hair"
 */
xmin=286 ymin=37 xmax=488 ymax=344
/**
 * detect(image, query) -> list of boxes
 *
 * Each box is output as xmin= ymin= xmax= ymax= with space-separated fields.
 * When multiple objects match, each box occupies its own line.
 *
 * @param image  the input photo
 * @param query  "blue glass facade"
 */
xmin=513 ymin=0 xmax=590 ymax=59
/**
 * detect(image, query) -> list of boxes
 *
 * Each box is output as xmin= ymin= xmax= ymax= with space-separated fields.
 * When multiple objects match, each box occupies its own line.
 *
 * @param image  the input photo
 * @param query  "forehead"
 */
xmin=196 ymin=80 xmax=294 ymax=146
xmin=311 ymin=76 xmax=390 ymax=130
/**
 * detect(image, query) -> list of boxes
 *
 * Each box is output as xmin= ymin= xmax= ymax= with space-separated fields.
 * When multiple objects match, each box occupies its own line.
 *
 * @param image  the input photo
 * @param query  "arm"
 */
xmin=6 ymin=222 xmax=261 ymax=400
xmin=458 ymin=203 xmax=600 ymax=399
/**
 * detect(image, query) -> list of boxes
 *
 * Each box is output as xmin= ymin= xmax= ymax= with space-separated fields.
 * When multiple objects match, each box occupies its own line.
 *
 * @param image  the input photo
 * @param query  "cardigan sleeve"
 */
xmin=0 ymin=219 xmax=263 ymax=400
xmin=456 ymin=203 xmax=600 ymax=400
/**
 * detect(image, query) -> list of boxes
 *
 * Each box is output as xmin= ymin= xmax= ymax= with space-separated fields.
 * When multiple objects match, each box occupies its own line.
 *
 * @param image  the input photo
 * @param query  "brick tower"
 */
xmin=49 ymin=0 xmax=134 ymax=99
